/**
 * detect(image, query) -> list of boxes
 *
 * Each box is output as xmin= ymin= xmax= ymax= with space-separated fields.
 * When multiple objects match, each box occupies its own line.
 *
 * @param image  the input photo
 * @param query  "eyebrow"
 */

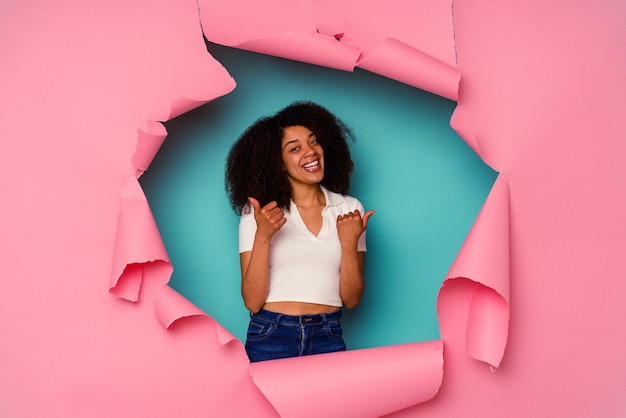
xmin=282 ymin=133 xmax=316 ymax=149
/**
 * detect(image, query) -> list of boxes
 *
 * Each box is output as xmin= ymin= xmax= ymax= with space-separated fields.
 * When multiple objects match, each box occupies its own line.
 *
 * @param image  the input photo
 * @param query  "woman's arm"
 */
xmin=337 ymin=209 xmax=375 ymax=309
xmin=240 ymin=198 xmax=286 ymax=313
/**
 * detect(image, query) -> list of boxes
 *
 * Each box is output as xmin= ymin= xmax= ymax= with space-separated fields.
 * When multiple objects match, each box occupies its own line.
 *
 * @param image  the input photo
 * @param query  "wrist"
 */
xmin=253 ymin=232 xmax=272 ymax=245
xmin=340 ymin=240 xmax=359 ymax=251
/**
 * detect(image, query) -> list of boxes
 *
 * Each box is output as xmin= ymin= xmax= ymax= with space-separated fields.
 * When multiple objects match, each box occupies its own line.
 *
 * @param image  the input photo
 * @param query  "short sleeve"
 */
xmin=238 ymin=206 xmax=257 ymax=253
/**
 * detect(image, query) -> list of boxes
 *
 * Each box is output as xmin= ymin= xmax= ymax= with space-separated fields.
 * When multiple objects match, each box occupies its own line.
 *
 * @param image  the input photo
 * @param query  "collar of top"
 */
xmin=319 ymin=185 xmax=344 ymax=207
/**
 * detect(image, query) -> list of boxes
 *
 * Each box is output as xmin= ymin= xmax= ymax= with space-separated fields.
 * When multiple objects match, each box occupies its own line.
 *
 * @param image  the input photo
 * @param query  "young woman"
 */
xmin=225 ymin=101 xmax=374 ymax=362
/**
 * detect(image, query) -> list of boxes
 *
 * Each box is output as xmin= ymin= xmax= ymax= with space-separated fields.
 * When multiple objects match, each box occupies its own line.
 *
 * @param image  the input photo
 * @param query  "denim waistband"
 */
xmin=252 ymin=308 xmax=342 ymax=327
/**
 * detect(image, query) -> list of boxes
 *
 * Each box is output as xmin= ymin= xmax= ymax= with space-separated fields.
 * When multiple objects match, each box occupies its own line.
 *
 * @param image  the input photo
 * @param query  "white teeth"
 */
xmin=303 ymin=160 xmax=319 ymax=168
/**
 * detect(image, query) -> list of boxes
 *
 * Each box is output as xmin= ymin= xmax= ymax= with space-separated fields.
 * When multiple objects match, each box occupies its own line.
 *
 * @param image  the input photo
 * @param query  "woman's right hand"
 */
xmin=248 ymin=197 xmax=286 ymax=241
xmin=241 ymin=198 xmax=285 ymax=313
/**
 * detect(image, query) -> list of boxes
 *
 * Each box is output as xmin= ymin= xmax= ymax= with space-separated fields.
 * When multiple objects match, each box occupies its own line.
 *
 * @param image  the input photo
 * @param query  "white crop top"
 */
xmin=238 ymin=186 xmax=367 ymax=307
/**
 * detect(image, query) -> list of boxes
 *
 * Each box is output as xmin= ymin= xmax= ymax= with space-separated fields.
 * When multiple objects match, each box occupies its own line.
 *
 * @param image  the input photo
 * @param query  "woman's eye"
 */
xmin=290 ymin=146 xmax=300 ymax=152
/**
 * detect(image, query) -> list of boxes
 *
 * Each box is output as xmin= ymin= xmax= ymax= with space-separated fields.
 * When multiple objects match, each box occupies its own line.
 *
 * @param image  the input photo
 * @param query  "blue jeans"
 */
xmin=245 ymin=309 xmax=346 ymax=362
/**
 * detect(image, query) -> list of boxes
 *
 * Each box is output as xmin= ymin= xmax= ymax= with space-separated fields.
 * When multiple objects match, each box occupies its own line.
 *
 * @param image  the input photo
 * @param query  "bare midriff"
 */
xmin=262 ymin=301 xmax=340 ymax=315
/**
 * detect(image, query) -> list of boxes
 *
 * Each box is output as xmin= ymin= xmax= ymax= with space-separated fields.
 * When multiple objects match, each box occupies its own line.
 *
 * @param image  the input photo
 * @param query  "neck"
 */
xmin=292 ymin=184 xmax=325 ymax=208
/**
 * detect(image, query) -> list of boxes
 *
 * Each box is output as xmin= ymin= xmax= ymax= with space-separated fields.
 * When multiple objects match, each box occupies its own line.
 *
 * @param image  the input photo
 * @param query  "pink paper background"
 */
xmin=1 ymin=0 xmax=625 ymax=417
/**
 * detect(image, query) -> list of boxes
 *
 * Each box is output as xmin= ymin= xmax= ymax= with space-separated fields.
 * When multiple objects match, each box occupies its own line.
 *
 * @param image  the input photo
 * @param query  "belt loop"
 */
xmin=321 ymin=313 xmax=328 ymax=327
xmin=273 ymin=313 xmax=283 ymax=329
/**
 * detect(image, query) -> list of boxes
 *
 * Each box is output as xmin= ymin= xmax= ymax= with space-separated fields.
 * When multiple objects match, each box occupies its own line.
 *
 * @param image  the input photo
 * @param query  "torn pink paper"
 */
xmin=110 ymin=177 xmax=172 ymax=301
xmin=132 ymin=121 xmax=168 ymax=175
xmin=199 ymin=0 xmax=318 ymax=45
xmin=250 ymin=341 xmax=443 ymax=418
xmin=237 ymin=32 xmax=361 ymax=72
xmin=154 ymin=284 xmax=207 ymax=329
xmin=319 ymin=1 xmax=460 ymax=99
xmin=44 ymin=0 xmax=499 ymax=414
xmin=151 ymin=0 xmax=494 ymax=412
xmin=166 ymin=94 xmax=235 ymax=122
xmin=357 ymin=37 xmax=459 ymax=101
xmin=199 ymin=0 xmax=360 ymax=72
xmin=316 ymin=0 xmax=457 ymax=67
xmin=465 ymin=285 xmax=509 ymax=368
xmin=1 ymin=1 xmax=280 ymax=416
xmin=445 ymin=175 xmax=510 ymax=300
xmin=200 ymin=0 xmax=459 ymax=99
xmin=439 ymin=174 xmax=510 ymax=368
xmin=154 ymin=285 xmax=236 ymax=346
xmin=448 ymin=122 xmax=483 ymax=163
xmin=4 ymin=0 xmax=625 ymax=417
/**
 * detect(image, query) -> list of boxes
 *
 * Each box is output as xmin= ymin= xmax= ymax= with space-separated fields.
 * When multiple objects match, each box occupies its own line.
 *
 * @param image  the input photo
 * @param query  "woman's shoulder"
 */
xmin=322 ymin=186 xmax=364 ymax=211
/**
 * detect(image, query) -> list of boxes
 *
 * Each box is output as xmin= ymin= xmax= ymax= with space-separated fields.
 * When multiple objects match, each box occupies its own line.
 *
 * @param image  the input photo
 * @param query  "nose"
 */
xmin=303 ymin=143 xmax=317 ymax=156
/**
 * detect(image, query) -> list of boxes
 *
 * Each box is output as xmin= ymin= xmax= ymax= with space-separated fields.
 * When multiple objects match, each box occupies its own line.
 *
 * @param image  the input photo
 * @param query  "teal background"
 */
xmin=140 ymin=43 xmax=497 ymax=349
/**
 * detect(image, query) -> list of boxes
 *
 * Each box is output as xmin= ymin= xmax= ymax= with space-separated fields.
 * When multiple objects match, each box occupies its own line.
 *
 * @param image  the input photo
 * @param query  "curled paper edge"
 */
xmin=357 ymin=37 xmax=460 ymax=101
xmin=249 ymin=340 xmax=443 ymax=418
xmin=132 ymin=121 xmax=168 ymax=176
xmin=466 ymin=284 xmax=509 ymax=368
xmin=446 ymin=174 xmax=510 ymax=297
xmin=233 ymin=31 xmax=361 ymax=72
xmin=154 ymin=284 xmax=237 ymax=346
xmin=449 ymin=122 xmax=483 ymax=162
xmin=167 ymin=95 xmax=223 ymax=121
xmin=110 ymin=177 xmax=171 ymax=301
xmin=439 ymin=174 xmax=510 ymax=368
xmin=113 ymin=47 xmax=236 ymax=298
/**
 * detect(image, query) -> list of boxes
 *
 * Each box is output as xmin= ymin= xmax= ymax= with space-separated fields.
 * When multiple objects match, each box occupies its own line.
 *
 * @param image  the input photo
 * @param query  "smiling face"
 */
xmin=281 ymin=125 xmax=324 ymax=188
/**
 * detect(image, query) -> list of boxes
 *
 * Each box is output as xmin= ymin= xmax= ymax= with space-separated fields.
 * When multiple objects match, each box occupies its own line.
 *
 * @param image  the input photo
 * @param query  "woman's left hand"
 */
xmin=336 ymin=209 xmax=375 ymax=249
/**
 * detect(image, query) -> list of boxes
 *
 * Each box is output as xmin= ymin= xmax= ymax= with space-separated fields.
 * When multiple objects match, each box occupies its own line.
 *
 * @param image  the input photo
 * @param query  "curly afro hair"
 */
xmin=225 ymin=101 xmax=355 ymax=214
